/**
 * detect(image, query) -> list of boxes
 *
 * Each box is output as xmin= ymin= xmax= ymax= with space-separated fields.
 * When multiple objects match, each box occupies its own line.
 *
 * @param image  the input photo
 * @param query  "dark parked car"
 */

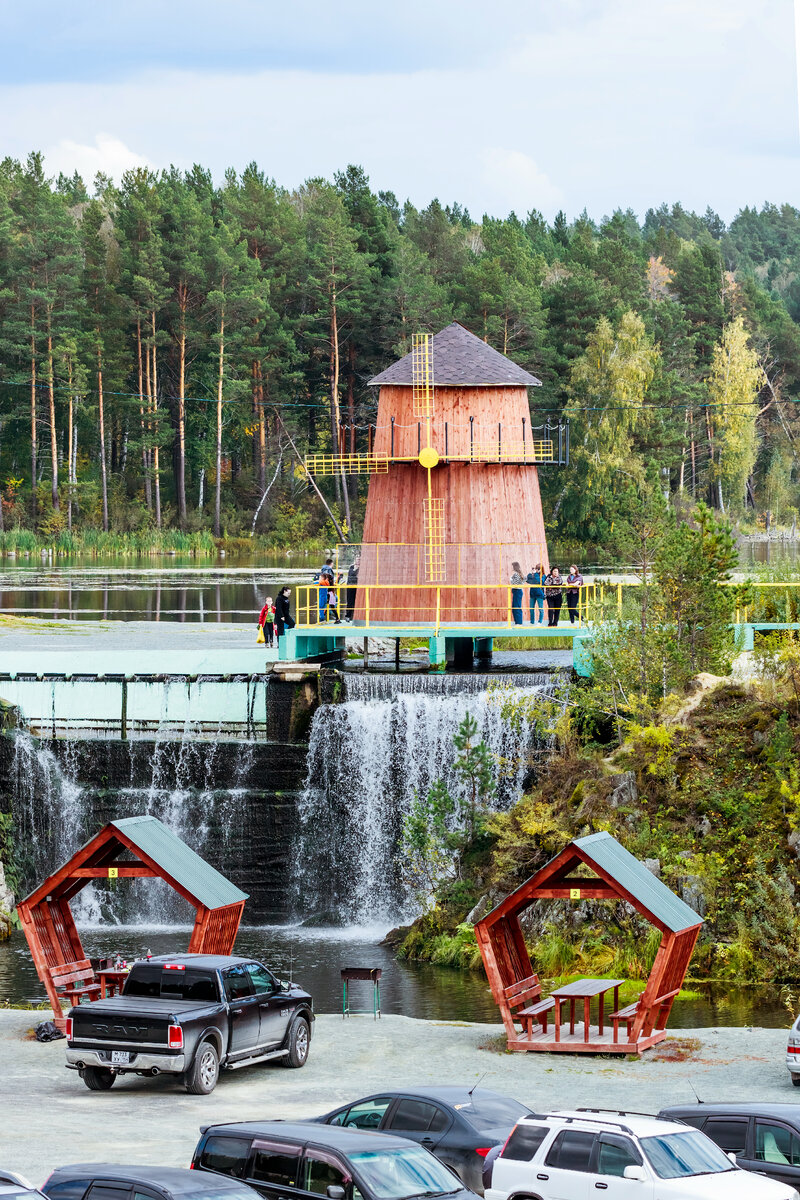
xmin=315 ymin=1088 xmax=530 ymax=1194
xmin=659 ymin=1103 xmax=800 ymax=1190
xmin=192 ymin=1120 xmax=480 ymax=1200
xmin=65 ymin=954 xmax=314 ymax=1094
xmin=41 ymin=1165 xmax=259 ymax=1200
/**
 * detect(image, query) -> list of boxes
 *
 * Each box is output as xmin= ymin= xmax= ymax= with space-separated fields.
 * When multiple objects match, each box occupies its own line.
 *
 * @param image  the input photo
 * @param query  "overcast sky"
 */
xmin=2 ymin=0 xmax=798 ymax=222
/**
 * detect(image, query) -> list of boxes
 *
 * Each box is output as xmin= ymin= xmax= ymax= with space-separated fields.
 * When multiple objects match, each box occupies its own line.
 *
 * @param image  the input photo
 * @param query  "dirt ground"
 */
xmin=0 ymin=1011 xmax=793 ymax=1184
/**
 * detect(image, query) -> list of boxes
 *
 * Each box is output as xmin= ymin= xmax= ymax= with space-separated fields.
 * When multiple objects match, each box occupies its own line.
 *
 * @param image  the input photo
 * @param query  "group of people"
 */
xmin=257 ymin=554 xmax=362 ymax=647
xmin=314 ymin=555 xmax=360 ymax=624
xmin=510 ymin=562 xmax=584 ymax=627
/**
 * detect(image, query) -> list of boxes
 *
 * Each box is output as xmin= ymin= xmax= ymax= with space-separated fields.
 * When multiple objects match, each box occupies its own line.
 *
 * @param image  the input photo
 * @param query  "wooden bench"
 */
xmin=610 ymin=1000 xmax=640 ymax=1043
xmin=504 ymin=973 xmax=555 ymax=1038
xmin=49 ymin=959 xmax=101 ymax=1008
xmin=611 ymin=988 xmax=681 ymax=1043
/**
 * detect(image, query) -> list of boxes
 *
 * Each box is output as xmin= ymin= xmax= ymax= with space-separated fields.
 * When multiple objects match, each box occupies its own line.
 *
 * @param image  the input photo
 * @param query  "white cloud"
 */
xmin=482 ymin=149 xmax=562 ymax=216
xmin=1 ymin=0 xmax=796 ymax=222
xmin=42 ymin=133 xmax=150 ymax=183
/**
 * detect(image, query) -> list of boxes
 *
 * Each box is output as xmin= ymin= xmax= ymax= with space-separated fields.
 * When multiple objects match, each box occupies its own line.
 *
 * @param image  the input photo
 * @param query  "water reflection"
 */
xmin=0 ymin=927 xmax=500 ymax=1022
xmin=0 ymin=559 xmax=312 ymax=624
xmin=0 ymin=926 xmax=795 ymax=1028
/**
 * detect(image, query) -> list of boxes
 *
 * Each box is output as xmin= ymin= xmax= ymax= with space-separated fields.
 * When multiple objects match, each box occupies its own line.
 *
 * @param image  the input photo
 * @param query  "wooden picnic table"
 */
xmin=550 ymin=977 xmax=624 ymax=1043
xmin=97 ymin=968 xmax=129 ymax=999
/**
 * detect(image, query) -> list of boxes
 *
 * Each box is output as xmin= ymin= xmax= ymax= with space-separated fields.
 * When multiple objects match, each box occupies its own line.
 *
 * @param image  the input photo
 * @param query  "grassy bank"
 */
xmin=398 ymin=674 xmax=800 ymax=989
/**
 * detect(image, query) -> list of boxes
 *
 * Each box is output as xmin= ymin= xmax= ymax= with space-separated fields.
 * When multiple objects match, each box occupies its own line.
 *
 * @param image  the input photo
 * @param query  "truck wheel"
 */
xmin=81 ymin=1066 xmax=115 ymax=1091
xmin=281 ymin=1017 xmax=310 ymax=1068
xmin=185 ymin=1040 xmax=219 ymax=1094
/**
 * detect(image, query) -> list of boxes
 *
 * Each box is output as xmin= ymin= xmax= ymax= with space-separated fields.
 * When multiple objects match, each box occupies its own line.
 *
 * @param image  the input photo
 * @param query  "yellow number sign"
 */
xmin=570 ymin=887 xmax=581 ymax=900
xmin=108 ymin=867 xmax=118 ymax=879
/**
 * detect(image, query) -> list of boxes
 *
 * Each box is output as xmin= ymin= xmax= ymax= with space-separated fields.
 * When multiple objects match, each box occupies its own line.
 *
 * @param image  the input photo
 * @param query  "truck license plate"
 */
xmin=111 ymin=1051 xmax=131 ymax=1065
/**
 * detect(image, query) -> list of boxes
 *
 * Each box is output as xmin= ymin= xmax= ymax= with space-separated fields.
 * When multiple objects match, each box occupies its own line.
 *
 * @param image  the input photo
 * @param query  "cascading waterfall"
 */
xmin=296 ymin=671 xmax=567 ymax=926
xmin=8 ymin=725 xmax=257 ymax=926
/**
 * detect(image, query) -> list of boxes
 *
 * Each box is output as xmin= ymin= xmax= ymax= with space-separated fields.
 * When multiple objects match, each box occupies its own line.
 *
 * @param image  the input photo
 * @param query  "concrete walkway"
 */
xmin=0 ymin=1011 xmax=792 ymax=1182
xmin=0 ymin=617 xmax=280 ymax=673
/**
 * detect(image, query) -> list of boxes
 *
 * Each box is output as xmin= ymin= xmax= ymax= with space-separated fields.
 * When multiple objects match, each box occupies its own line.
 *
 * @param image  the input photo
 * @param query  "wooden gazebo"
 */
xmin=17 ymin=815 xmax=248 ymax=1020
xmin=474 ymin=831 xmax=703 ymax=1055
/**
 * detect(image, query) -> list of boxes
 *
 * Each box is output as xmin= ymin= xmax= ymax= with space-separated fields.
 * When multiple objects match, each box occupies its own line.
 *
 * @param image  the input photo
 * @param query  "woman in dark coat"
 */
xmin=275 ymin=586 xmax=296 ymax=639
xmin=565 ymin=564 xmax=584 ymax=624
xmin=544 ymin=567 xmax=563 ymax=627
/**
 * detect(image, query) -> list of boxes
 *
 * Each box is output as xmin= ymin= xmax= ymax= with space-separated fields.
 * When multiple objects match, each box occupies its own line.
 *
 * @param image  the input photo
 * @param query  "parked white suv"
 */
xmin=786 ymin=1016 xmax=800 ymax=1085
xmin=485 ymin=1110 xmax=800 ymax=1199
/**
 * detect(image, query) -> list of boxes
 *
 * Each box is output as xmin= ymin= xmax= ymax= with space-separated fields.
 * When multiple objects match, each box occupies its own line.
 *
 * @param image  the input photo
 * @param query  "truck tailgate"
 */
xmin=71 ymin=997 xmax=218 ymax=1045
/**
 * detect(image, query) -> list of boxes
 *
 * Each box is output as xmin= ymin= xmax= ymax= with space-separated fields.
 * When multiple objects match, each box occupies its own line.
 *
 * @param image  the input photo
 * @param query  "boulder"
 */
xmin=608 ymin=772 xmax=638 ymax=809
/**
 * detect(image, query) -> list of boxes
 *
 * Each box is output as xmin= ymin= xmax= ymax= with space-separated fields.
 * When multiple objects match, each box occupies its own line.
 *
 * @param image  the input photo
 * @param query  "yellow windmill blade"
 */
xmin=412 ymin=332 xmax=434 ymax=419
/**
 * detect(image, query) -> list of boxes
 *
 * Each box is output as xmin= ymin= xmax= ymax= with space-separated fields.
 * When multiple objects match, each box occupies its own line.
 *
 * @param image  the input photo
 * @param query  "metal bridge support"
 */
xmin=572 ymin=634 xmax=594 ymax=678
xmin=474 ymin=637 xmax=494 ymax=659
xmin=736 ymin=624 xmax=755 ymax=651
xmin=428 ymin=634 xmax=447 ymax=670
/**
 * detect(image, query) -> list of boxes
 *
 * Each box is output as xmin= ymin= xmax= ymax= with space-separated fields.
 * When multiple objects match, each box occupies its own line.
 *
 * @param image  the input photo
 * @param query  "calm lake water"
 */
xmin=0 ymin=926 xmax=793 ymax=1029
xmin=0 ymin=556 xmax=312 ymax=623
xmin=0 ymin=541 xmax=794 ymax=623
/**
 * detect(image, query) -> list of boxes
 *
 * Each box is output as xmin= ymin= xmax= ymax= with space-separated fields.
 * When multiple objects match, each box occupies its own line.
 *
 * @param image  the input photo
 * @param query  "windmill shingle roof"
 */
xmin=369 ymin=322 xmax=542 ymax=388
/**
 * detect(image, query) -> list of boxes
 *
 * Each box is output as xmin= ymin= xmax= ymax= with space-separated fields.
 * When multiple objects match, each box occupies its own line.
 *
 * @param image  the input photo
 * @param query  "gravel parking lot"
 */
xmin=0 ymin=1011 xmax=794 ymax=1184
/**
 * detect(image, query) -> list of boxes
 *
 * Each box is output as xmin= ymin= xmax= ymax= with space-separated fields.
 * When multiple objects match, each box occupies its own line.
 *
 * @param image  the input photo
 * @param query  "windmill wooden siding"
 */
xmin=357 ymin=326 xmax=549 ymax=623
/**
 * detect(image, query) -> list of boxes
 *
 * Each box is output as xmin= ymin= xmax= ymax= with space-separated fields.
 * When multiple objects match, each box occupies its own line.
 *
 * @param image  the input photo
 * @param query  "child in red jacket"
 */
xmin=258 ymin=596 xmax=275 ymax=647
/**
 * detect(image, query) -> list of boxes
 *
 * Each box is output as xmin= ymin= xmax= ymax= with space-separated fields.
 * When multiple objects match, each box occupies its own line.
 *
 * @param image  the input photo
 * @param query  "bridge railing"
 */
xmin=730 ymin=581 xmax=800 ymax=625
xmin=293 ymin=582 xmax=601 ymax=632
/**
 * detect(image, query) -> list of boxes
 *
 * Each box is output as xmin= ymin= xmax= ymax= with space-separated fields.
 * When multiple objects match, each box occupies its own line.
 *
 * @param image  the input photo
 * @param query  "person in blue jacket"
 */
xmin=527 ymin=562 xmax=545 ymax=625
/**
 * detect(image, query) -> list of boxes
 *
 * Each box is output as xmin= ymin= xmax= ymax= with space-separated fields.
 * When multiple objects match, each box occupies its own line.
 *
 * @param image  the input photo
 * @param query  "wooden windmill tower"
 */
xmin=306 ymin=322 xmax=567 ymax=624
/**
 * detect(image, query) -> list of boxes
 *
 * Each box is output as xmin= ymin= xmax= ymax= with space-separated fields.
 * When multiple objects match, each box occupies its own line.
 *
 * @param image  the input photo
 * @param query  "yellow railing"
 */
xmin=304 ymin=453 xmax=389 ymax=476
xmin=292 ymin=577 xmax=800 ymax=637
xmin=471 ymin=439 xmax=554 ymax=463
xmin=293 ymin=582 xmax=600 ymax=634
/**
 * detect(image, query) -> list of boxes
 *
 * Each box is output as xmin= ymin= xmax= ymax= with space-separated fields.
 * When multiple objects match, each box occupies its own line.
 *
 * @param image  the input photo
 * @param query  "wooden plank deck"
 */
xmin=507 ymin=1024 xmax=667 ymax=1055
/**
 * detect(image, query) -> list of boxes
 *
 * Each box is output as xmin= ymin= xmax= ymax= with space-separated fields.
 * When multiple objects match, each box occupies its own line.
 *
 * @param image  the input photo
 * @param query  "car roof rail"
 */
xmin=551 ymin=1112 xmax=635 ymax=1135
xmin=576 ymin=1109 xmax=658 ymax=1121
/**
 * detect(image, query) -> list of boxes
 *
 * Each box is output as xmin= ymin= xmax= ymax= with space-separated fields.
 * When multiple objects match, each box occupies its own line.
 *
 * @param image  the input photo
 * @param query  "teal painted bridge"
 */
xmin=279 ymin=620 xmax=595 ymax=673
xmin=279 ymin=618 xmax=791 ymax=672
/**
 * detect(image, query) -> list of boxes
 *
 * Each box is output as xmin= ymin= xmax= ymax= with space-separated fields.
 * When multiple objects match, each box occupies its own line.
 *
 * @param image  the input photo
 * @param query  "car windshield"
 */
xmin=641 ymin=1130 xmax=737 ymax=1179
xmin=349 ymin=1147 xmax=460 ymax=1199
xmin=453 ymin=1096 xmax=529 ymax=1130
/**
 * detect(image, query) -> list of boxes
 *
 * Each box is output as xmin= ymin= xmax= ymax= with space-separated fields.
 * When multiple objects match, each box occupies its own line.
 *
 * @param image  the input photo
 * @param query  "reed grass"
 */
xmin=0 ymin=528 xmax=320 ymax=559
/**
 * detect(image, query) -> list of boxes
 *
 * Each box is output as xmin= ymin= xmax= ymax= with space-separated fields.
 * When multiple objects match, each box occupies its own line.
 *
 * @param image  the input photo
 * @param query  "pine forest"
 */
xmin=1 ymin=152 xmax=799 ymax=555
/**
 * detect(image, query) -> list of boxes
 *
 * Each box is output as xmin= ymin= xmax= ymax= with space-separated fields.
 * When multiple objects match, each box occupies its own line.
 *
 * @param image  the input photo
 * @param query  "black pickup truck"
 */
xmin=65 ymin=954 xmax=314 ymax=1094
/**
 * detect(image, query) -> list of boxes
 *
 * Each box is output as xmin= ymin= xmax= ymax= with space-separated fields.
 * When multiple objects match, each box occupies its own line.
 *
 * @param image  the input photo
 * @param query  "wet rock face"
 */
xmin=0 ymin=732 xmax=309 ymax=924
xmin=0 ymin=861 xmax=14 ymax=940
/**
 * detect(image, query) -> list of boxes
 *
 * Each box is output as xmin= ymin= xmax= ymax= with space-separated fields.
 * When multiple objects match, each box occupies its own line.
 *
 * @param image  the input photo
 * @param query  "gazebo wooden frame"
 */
xmin=474 ymin=831 xmax=703 ymax=1055
xmin=17 ymin=815 xmax=248 ymax=1022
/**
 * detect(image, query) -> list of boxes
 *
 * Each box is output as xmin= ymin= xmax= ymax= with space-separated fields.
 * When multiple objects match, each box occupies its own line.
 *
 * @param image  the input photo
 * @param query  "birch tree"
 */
xmin=708 ymin=316 xmax=765 ymax=513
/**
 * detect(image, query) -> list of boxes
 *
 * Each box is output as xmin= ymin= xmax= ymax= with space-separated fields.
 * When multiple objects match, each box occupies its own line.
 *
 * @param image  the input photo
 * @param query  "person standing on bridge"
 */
xmin=566 ymin=565 xmax=584 ymax=624
xmin=259 ymin=596 xmax=276 ymax=647
xmin=275 ymin=587 xmax=296 ymax=640
xmin=545 ymin=567 xmax=563 ymax=627
xmin=345 ymin=554 xmax=360 ymax=622
xmin=527 ymin=563 xmax=545 ymax=625
xmin=510 ymin=562 xmax=524 ymax=625
xmin=317 ymin=558 xmax=335 ymax=623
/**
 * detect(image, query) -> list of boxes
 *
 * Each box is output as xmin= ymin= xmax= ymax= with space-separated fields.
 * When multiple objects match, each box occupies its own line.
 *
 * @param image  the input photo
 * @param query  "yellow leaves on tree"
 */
xmin=646 ymin=255 xmax=674 ymax=303
xmin=707 ymin=316 xmax=765 ymax=513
